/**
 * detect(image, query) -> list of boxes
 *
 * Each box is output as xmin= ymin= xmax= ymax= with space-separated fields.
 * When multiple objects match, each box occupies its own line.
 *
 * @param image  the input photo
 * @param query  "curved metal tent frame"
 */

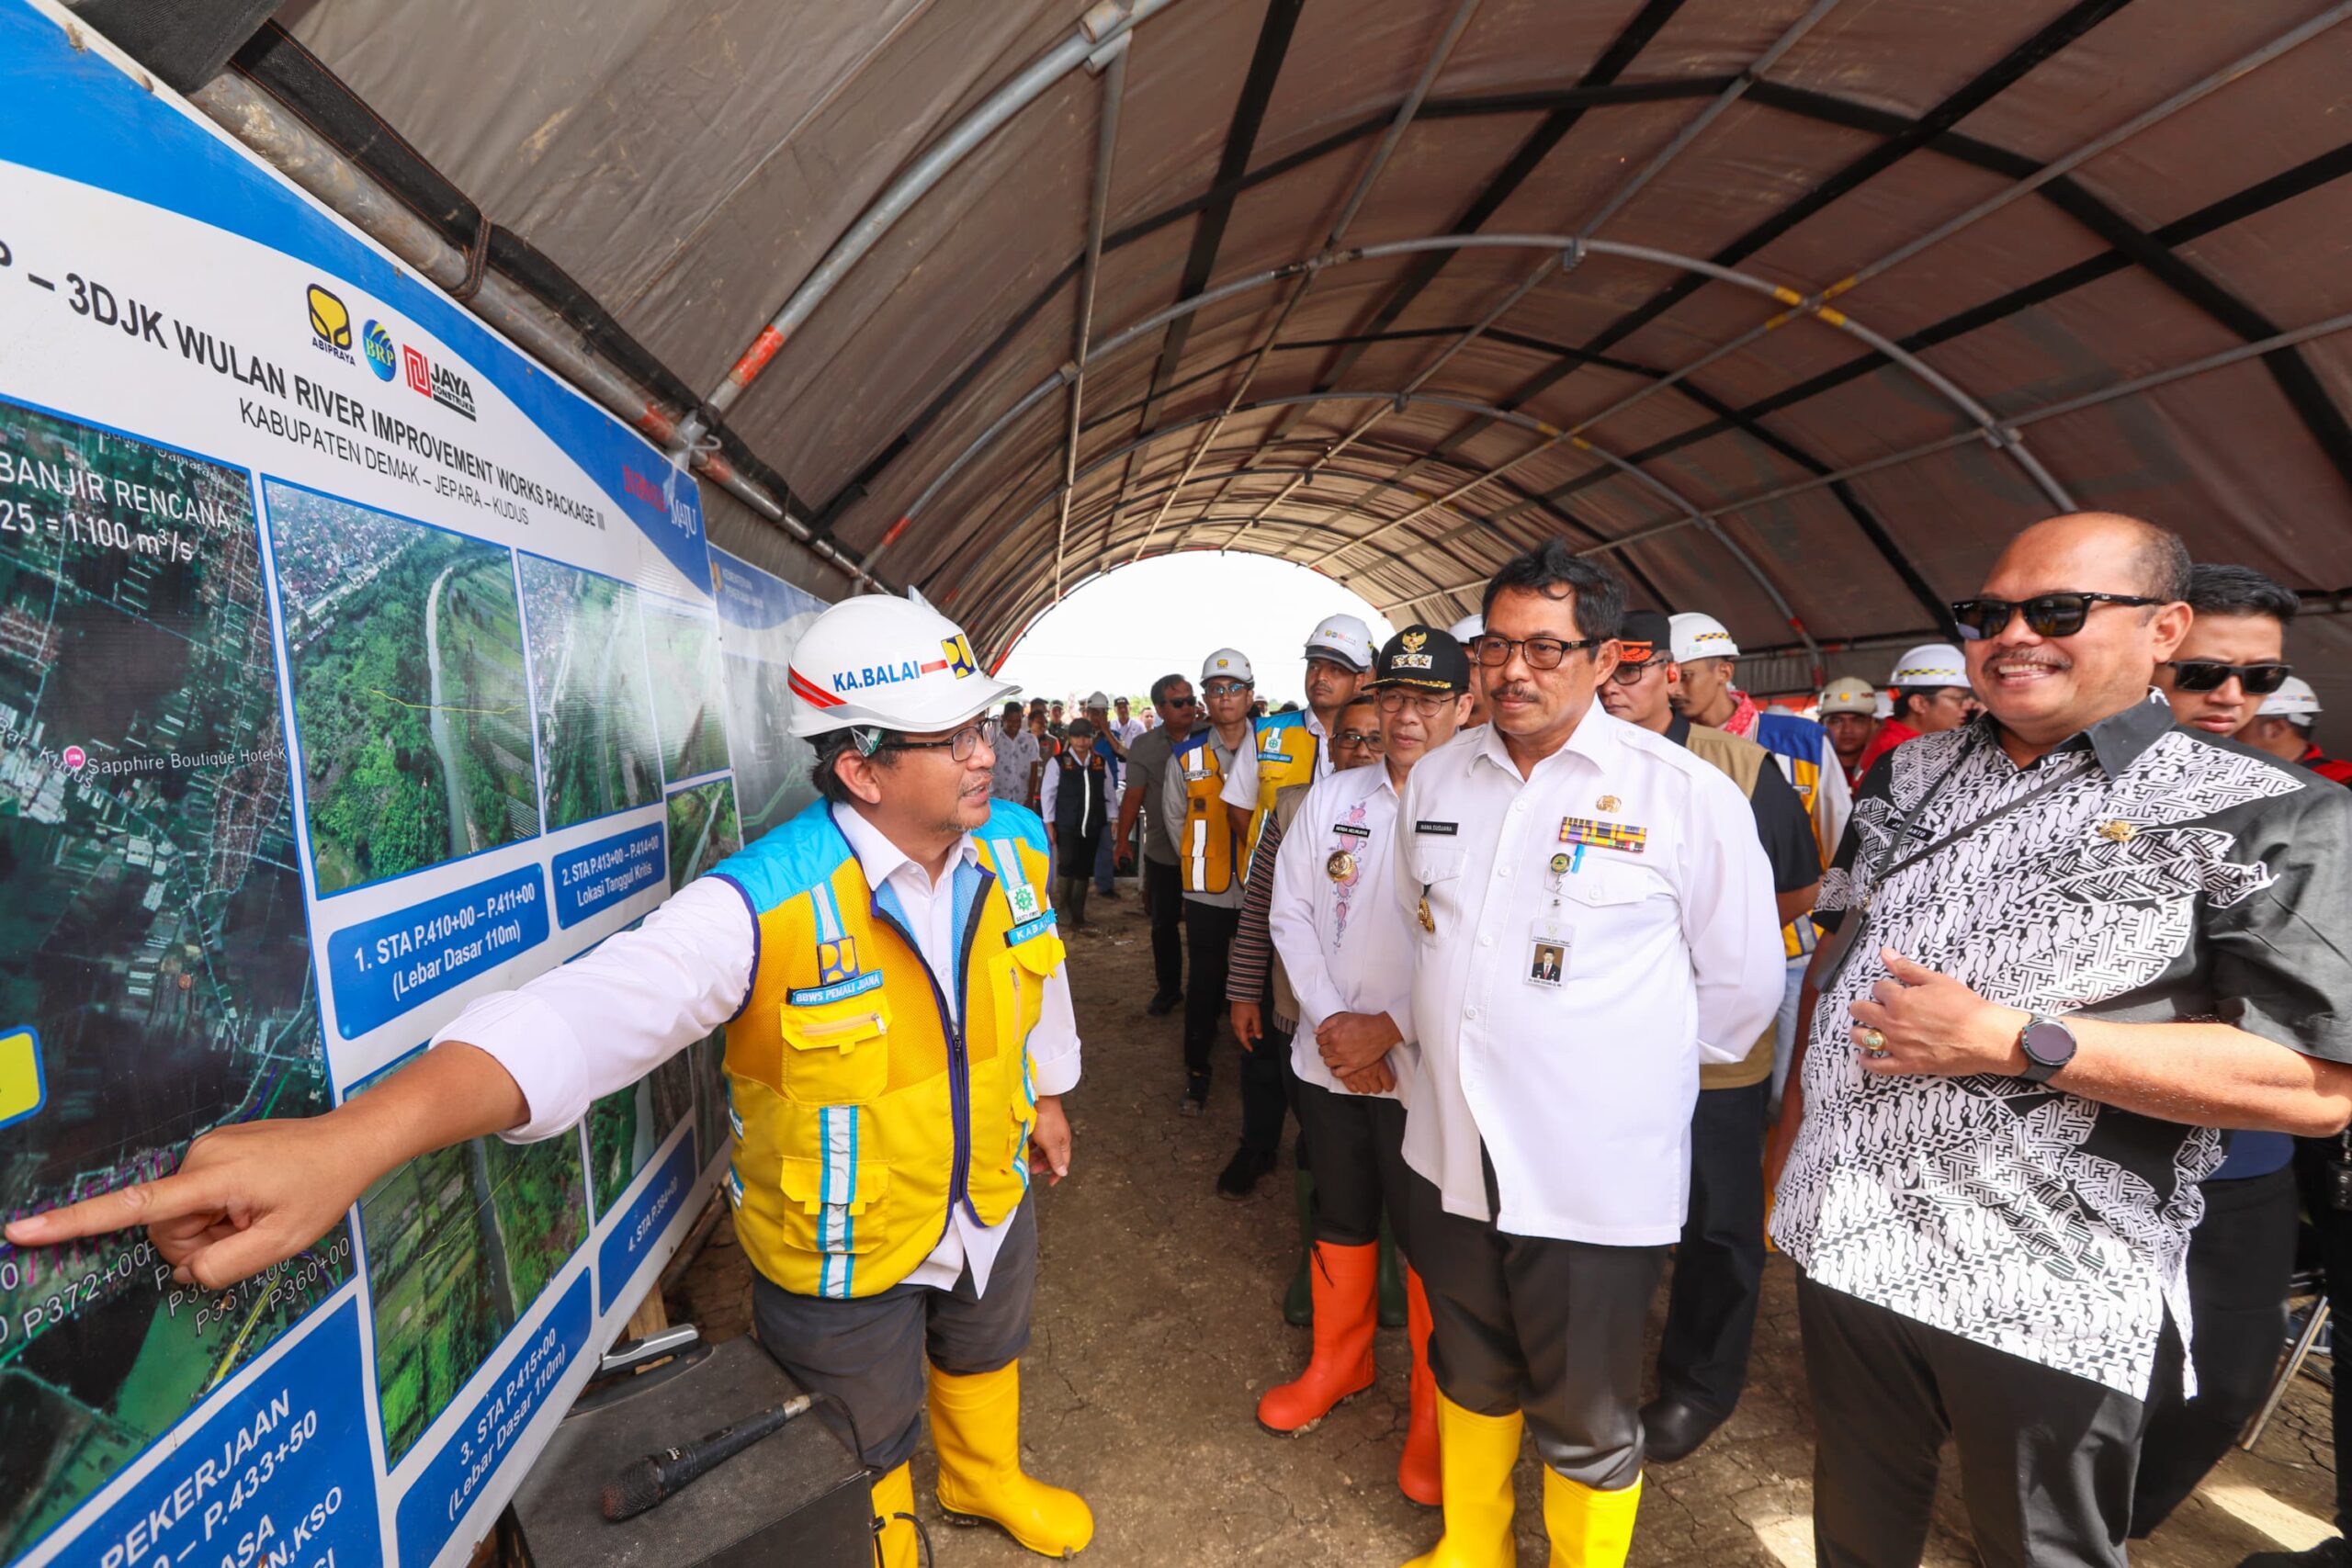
xmin=241 ymin=0 xmax=2352 ymax=695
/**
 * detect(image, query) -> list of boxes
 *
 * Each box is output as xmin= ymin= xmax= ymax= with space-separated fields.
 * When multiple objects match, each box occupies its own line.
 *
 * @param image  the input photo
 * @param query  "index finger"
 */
xmin=5 ymin=1169 xmax=226 ymax=1247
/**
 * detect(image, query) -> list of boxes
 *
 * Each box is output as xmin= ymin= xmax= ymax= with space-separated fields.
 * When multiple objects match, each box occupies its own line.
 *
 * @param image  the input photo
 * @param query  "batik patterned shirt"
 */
xmin=1770 ymin=693 xmax=2352 ymax=1396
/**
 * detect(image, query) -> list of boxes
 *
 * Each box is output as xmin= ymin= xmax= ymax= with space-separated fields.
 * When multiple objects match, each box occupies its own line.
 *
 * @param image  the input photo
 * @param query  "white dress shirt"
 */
xmin=1220 ymin=705 xmax=1332 ymax=813
xmin=1395 ymin=712 xmax=1783 ymax=1246
xmin=1268 ymin=763 xmax=1418 ymax=1100
xmin=435 ymin=802 xmax=1082 ymax=1296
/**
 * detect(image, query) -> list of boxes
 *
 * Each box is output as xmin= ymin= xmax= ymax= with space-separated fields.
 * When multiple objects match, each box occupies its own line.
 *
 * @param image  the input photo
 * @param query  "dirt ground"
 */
xmin=672 ymin=884 xmax=2343 ymax=1566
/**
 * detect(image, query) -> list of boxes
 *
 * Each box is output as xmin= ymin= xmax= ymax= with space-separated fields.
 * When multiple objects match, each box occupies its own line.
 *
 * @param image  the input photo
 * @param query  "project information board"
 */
xmin=0 ymin=4 xmax=797 ymax=1562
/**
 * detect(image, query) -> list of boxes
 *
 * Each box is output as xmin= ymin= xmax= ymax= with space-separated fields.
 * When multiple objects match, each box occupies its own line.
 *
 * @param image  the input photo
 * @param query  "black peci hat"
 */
xmin=1368 ymin=625 xmax=1470 ymax=692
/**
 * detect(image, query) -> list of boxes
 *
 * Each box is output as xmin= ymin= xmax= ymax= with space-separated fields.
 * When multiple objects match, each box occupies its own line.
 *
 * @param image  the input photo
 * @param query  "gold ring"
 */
xmin=1857 ymin=1026 xmax=1889 ymax=1055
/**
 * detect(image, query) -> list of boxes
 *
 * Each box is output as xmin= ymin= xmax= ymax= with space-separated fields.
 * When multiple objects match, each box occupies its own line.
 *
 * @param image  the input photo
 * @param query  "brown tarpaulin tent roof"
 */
xmin=277 ymin=0 xmax=2352 ymax=699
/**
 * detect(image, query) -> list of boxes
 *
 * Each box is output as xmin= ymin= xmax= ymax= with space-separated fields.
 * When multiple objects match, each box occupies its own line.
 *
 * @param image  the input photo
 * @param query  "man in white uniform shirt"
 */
xmin=1253 ymin=625 xmax=1473 ymax=1506
xmin=1393 ymin=542 xmax=1783 ymax=1568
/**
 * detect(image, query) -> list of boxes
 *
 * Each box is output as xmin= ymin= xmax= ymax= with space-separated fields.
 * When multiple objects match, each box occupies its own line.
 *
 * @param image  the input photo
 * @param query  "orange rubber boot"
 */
xmin=1256 ymin=1240 xmax=1378 ymax=1433
xmin=1397 ymin=1267 xmax=1442 ymax=1506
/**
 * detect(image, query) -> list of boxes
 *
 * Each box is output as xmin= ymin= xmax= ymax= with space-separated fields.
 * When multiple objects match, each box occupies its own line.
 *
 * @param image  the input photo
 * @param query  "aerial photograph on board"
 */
xmin=665 ymin=777 xmax=741 ymax=891
xmin=0 ymin=401 xmax=348 ymax=1557
xmin=268 ymin=484 xmax=539 ymax=895
xmin=642 ymin=599 xmax=731 ymax=784
xmin=711 ymin=549 xmax=825 ymax=842
xmin=589 ymin=1051 xmax=695 ymax=1221
xmin=519 ymin=555 xmax=662 ymax=832
xmin=355 ymin=1055 xmax=588 ymax=1465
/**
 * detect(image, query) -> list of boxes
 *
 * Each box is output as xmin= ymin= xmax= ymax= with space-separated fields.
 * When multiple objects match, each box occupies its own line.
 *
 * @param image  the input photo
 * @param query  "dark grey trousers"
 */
xmin=751 ymin=1197 xmax=1037 ymax=1472
xmin=1799 ymin=1276 xmax=2147 ymax=1568
xmin=1291 ymin=1078 xmax=1412 ymax=1247
xmin=1400 ymin=1164 xmax=1664 ymax=1489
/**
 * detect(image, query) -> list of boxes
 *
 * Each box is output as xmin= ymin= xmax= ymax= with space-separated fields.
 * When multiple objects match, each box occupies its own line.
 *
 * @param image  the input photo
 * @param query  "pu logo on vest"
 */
xmin=789 ymin=935 xmax=885 ymax=1005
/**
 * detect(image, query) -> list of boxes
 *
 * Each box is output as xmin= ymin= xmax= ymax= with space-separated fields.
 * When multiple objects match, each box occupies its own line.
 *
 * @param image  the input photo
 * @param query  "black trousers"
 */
xmin=1656 ymin=1079 xmax=1769 ymax=1420
xmin=1142 ymin=856 xmax=1184 ymax=999
xmin=1401 ymin=1163 xmax=1662 ymax=1489
xmin=1238 ymin=1009 xmax=1298 ymax=1158
xmin=2296 ymin=1135 xmax=2352 ymax=1531
xmin=1181 ymin=900 xmax=1239 ymax=1097
xmin=1798 ymin=1277 xmax=2146 ymax=1568
xmin=2132 ymin=1164 xmax=2299 ymax=1535
xmin=1290 ymin=1078 xmax=1410 ymax=1247
xmin=751 ymin=1198 xmax=1037 ymax=1472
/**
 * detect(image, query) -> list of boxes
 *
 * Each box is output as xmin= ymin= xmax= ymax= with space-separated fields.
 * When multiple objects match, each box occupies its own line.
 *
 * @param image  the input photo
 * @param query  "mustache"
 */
xmin=1988 ymin=649 xmax=2070 ymax=671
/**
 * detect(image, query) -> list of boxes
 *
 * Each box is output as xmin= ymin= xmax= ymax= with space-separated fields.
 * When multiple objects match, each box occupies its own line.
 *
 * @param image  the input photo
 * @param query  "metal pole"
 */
xmin=701 ymin=0 xmax=1185 ymax=419
xmin=187 ymin=74 xmax=885 ymax=594
xmin=1123 ymin=0 xmax=1485 ymax=564
xmin=1052 ymin=42 xmax=1129 ymax=604
xmin=1380 ymin=304 xmax=2352 ymax=615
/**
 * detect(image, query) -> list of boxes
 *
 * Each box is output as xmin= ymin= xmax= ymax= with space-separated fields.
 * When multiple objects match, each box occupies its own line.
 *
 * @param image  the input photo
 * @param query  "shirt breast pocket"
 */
xmin=779 ymin=992 xmax=895 ymax=1106
xmin=1563 ymin=860 xmax=1674 ymax=915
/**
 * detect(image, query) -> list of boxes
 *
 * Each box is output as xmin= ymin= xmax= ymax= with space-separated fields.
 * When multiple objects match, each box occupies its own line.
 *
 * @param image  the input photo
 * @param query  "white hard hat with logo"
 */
xmin=1890 ymin=642 xmax=1969 ymax=689
xmin=1668 ymin=612 xmax=1739 ymax=663
xmin=1818 ymin=676 xmax=1879 ymax=716
xmin=1304 ymin=614 xmax=1374 ymax=672
xmin=1201 ymin=648 xmax=1256 ymax=684
xmin=2259 ymin=675 xmax=2322 ymax=719
xmin=1448 ymin=613 xmax=1483 ymax=642
xmin=786 ymin=592 xmax=1015 ymax=739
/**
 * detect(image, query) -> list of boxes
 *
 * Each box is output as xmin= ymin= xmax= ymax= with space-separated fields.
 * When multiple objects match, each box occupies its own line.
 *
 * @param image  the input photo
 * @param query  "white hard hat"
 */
xmin=1447 ymin=613 xmax=1483 ymax=642
xmin=1874 ymin=691 xmax=1894 ymax=719
xmin=2259 ymin=675 xmax=2321 ymax=718
xmin=786 ymin=592 xmax=1014 ymax=739
xmin=1669 ymin=612 xmax=1739 ymax=663
xmin=1202 ymin=648 xmax=1255 ymax=683
xmin=1890 ymin=642 xmax=1969 ymax=689
xmin=1083 ymin=690 xmax=1110 ymax=710
xmin=1304 ymin=614 xmax=1374 ymax=672
xmin=1818 ymin=676 xmax=1879 ymax=716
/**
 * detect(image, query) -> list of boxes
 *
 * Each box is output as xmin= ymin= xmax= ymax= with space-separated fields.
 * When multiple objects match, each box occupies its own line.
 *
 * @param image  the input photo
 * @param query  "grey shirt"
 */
xmin=1160 ymin=726 xmax=1247 ymax=907
xmin=1123 ymin=724 xmax=1182 ymax=864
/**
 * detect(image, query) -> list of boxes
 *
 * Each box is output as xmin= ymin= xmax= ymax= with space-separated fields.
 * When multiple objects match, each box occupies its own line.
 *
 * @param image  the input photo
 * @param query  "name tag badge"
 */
xmin=1414 ymin=819 xmax=1458 ymax=836
xmin=1331 ymin=822 xmax=1371 ymax=840
xmin=1007 ymin=883 xmax=1043 ymax=921
xmin=1525 ymin=916 xmax=1570 ymax=988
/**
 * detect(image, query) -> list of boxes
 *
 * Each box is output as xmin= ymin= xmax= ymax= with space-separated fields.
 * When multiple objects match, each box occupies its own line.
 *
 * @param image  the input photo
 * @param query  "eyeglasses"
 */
xmin=1469 ymin=634 xmax=1601 ymax=670
xmin=883 ymin=720 xmax=992 ymax=762
xmin=1202 ymin=682 xmax=1253 ymax=700
xmin=1374 ymin=689 xmax=1456 ymax=715
xmin=1949 ymin=592 xmax=2162 ymax=641
xmin=1606 ymin=657 xmax=1661 ymax=686
xmin=2165 ymin=660 xmax=2292 ymax=694
xmin=1162 ymin=694 xmax=1197 ymax=708
xmin=1334 ymin=729 xmax=1385 ymax=749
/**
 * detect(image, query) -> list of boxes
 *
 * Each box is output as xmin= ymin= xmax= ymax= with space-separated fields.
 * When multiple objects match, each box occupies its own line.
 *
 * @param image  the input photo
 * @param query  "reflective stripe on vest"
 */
xmin=1177 ymin=734 xmax=1237 ymax=894
xmin=1242 ymin=713 xmax=1319 ymax=874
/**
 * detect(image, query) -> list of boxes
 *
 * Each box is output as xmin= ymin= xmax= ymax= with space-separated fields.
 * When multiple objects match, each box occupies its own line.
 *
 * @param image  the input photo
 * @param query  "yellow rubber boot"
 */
xmin=870 ymin=1461 xmax=919 ymax=1568
xmin=1401 ymin=1393 xmax=1523 ymax=1567
xmin=928 ymin=1361 xmax=1094 ymax=1557
xmin=1542 ymin=1466 xmax=1643 ymax=1568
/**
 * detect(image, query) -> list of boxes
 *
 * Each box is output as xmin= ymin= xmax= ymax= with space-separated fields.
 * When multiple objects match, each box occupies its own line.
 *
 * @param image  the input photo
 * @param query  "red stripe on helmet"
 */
xmin=788 ymin=668 xmax=843 ymax=707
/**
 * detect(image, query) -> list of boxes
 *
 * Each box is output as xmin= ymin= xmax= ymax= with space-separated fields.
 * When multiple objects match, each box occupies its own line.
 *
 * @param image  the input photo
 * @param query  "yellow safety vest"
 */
xmin=713 ymin=798 xmax=1063 ymax=1299
xmin=1175 ymin=730 xmax=1238 ymax=895
xmin=1240 ymin=711 xmax=1319 ymax=872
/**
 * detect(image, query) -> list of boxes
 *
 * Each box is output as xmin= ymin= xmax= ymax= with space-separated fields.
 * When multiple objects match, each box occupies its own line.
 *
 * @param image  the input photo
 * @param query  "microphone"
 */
xmin=599 ymin=1393 xmax=818 ymax=1520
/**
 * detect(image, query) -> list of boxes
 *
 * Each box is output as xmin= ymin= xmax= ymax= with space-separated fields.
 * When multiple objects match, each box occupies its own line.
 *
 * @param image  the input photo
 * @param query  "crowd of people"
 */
xmin=10 ymin=511 xmax=2352 ymax=1568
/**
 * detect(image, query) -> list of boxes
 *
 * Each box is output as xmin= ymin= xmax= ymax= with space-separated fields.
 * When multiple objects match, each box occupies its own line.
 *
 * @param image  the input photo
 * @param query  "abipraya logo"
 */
xmin=401 ymin=343 xmax=479 ymax=421
xmin=305 ymin=284 xmax=355 ymax=364
xmin=361 ymin=320 xmax=398 ymax=381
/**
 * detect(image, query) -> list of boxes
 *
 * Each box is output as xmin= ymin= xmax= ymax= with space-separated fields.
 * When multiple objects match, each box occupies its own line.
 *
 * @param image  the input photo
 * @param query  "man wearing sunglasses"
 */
xmin=5 ymin=592 xmax=1096 ymax=1567
xmin=1114 ymin=672 xmax=1198 ymax=1015
xmin=2132 ymin=561 xmax=2312 ymax=1540
xmin=2152 ymin=562 xmax=2301 ymax=739
xmin=1600 ymin=611 xmax=1821 ymax=1467
xmin=1394 ymin=543 xmax=1783 ymax=1568
xmin=1769 ymin=513 xmax=2352 ymax=1568
xmin=1165 ymin=649 xmax=1262 ymax=1119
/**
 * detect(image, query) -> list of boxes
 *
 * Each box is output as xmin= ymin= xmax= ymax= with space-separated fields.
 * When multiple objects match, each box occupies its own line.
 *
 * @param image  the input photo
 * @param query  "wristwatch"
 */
xmin=2017 ymin=1013 xmax=2078 ymax=1084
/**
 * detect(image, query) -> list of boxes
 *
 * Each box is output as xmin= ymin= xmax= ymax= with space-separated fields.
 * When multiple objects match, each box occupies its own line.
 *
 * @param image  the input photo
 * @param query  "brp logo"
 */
xmin=362 ymin=320 xmax=397 ymax=381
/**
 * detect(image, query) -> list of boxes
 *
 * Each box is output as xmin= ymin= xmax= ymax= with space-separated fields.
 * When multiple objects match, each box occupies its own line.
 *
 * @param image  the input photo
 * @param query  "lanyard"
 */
xmin=1819 ymin=728 xmax=2095 ymax=989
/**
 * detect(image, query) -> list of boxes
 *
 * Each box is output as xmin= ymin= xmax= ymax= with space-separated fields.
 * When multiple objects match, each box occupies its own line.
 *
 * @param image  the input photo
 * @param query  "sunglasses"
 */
xmin=1202 ymin=682 xmax=1252 ymax=699
xmin=2164 ymin=660 xmax=2292 ymax=694
xmin=1162 ymin=694 xmax=1197 ymax=707
xmin=1949 ymin=592 xmax=2162 ymax=641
